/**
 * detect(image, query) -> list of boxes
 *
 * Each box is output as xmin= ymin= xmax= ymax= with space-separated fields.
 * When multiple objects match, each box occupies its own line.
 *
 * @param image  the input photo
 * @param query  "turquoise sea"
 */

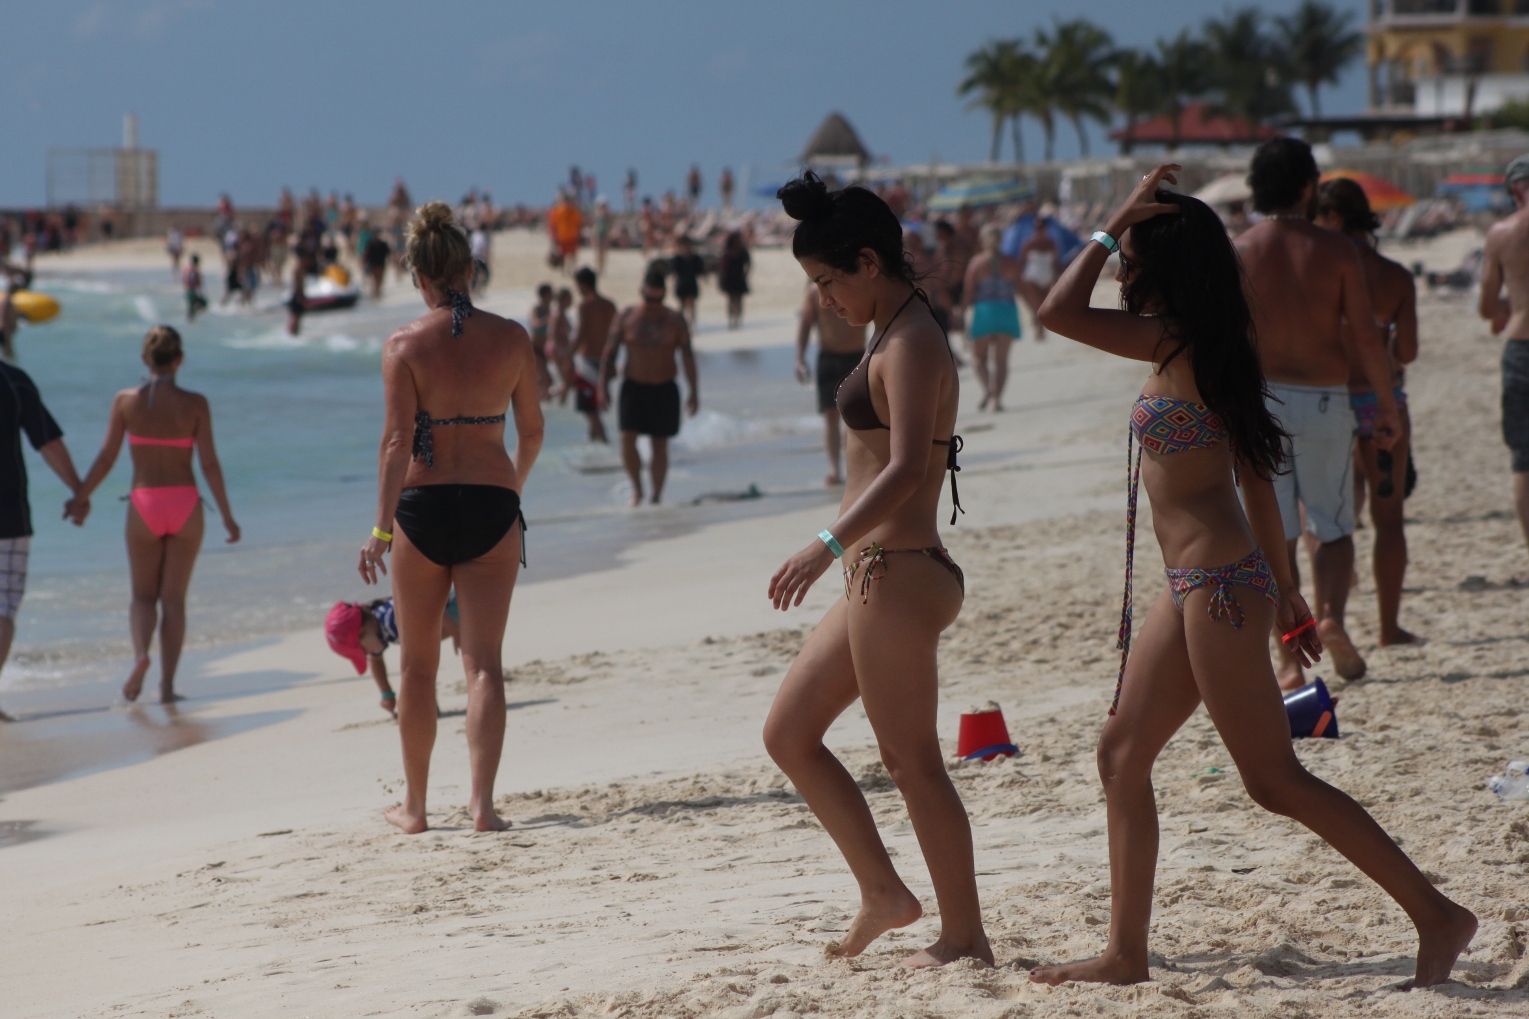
xmin=5 ymin=268 xmax=838 ymax=691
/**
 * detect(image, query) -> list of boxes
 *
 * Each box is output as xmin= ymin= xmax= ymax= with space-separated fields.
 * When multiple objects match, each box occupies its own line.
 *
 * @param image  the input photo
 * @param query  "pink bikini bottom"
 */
xmin=129 ymin=486 xmax=201 ymax=538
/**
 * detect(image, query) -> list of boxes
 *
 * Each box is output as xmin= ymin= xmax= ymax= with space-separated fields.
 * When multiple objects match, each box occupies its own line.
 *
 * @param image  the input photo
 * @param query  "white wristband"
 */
xmin=1090 ymin=230 xmax=1119 ymax=254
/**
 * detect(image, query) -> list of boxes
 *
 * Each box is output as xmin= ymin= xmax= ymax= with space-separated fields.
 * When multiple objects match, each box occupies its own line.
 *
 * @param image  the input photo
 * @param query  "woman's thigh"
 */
xmin=847 ymin=554 xmax=961 ymax=754
xmin=158 ymin=504 xmax=205 ymax=600
xmin=391 ymin=528 xmax=452 ymax=678
xmin=125 ymin=507 xmax=167 ymax=600
xmin=765 ymin=597 xmax=860 ymax=749
xmin=447 ymin=519 xmax=522 ymax=672
xmin=1105 ymin=588 xmax=1201 ymax=765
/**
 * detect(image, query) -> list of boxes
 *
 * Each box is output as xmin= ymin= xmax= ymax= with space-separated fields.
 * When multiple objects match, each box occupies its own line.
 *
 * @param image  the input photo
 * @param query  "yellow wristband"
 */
xmin=372 ymin=526 xmax=393 ymax=543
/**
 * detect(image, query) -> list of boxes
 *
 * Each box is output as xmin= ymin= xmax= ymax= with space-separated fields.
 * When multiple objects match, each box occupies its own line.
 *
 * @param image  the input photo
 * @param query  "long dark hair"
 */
xmin=1317 ymin=177 xmax=1380 ymax=236
xmin=1124 ymin=190 xmax=1287 ymax=479
xmin=777 ymin=171 xmax=916 ymax=285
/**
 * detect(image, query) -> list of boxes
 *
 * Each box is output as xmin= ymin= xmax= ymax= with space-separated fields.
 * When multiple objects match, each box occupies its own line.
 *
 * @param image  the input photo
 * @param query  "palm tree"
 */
xmin=1203 ymin=8 xmax=1295 ymax=131
xmin=1155 ymin=30 xmax=1211 ymax=151
xmin=1276 ymin=1 xmax=1363 ymax=118
xmin=1114 ymin=48 xmax=1165 ymax=155
xmin=1035 ymin=18 xmax=1116 ymax=158
xmin=959 ymin=40 xmax=1029 ymax=163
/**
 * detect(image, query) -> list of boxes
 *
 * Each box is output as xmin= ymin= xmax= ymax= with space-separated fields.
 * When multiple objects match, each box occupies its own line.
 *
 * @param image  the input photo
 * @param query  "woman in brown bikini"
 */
xmin=763 ymin=172 xmax=986 ymax=969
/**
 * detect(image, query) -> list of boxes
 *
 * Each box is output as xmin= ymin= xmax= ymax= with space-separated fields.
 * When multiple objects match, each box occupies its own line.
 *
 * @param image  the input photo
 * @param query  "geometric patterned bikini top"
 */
xmin=1113 ymin=393 xmax=1228 ymax=714
xmin=1130 ymin=394 xmax=1226 ymax=454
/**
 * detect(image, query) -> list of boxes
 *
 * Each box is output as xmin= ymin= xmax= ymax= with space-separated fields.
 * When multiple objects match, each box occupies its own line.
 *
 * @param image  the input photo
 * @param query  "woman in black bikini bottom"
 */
xmin=762 ymin=172 xmax=990 ymax=970
xmin=358 ymin=201 xmax=544 ymax=835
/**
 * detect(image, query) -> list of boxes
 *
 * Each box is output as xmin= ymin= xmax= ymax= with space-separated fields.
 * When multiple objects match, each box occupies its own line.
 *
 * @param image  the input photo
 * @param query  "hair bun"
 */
xmin=777 ymin=172 xmax=835 ymax=223
xmin=415 ymin=201 xmax=455 ymax=231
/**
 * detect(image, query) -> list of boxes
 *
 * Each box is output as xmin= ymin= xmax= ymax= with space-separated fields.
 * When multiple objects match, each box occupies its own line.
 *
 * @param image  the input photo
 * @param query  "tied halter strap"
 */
xmin=411 ymin=286 xmax=504 ymax=468
xmin=1113 ymin=395 xmax=1227 ymax=713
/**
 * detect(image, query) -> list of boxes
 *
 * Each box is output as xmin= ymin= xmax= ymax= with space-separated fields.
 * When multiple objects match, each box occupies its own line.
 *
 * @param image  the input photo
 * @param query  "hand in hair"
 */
xmin=1103 ymin=165 xmax=1184 ymax=240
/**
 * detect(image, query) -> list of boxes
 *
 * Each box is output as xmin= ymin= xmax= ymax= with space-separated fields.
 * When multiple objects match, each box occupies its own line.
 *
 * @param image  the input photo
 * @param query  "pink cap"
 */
xmin=325 ymin=601 xmax=368 ymax=674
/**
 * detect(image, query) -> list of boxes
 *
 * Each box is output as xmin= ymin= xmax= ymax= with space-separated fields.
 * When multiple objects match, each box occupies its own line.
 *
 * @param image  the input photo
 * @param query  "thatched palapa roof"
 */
xmin=802 ymin=112 xmax=870 ymax=166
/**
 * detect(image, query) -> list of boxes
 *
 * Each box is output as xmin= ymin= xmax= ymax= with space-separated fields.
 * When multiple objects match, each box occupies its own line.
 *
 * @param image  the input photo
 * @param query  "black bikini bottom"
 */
xmin=395 ymin=484 xmax=525 ymax=567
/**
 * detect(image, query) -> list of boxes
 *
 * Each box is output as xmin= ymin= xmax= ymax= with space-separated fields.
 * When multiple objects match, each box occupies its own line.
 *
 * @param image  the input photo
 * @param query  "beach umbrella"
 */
xmin=1437 ymin=172 xmax=1511 ymax=213
xmin=927 ymin=177 xmax=1033 ymax=211
xmin=1194 ymin=173 xmax=1253 ymax=205
xmin=1320 ymin=169 xmax=1416 ymax=212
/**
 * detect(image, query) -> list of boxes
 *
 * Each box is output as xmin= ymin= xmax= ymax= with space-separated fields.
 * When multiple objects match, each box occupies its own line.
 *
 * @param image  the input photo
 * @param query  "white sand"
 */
xmin=3 ymin=229 xmax=1528 ymax=1017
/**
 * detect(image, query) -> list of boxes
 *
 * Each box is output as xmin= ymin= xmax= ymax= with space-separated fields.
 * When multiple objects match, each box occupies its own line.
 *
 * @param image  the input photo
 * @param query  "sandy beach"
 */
xmin=2 ymin=227 xmax=1528 ymax=1017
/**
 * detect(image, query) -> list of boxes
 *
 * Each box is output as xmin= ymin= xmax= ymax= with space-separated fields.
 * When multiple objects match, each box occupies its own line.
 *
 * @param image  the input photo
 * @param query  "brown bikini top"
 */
xmin=834 ymin=289 xmax=964 ymax=523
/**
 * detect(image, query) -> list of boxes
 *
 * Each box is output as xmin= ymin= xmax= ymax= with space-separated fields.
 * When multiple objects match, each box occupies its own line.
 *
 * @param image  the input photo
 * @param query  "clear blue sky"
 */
xmin=0 ymin=0 xmax=1368 ymax=209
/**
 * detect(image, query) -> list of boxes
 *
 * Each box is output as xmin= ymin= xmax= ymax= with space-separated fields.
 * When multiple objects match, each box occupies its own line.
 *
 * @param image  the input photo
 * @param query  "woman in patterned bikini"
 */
xmin=1029 ymin=165 xmax=1475 ymax=988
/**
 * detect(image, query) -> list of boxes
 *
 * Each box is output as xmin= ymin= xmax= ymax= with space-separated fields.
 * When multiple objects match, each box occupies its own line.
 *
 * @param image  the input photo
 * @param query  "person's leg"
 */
xmin=445 ymin=520 xmax=520 ymax=831
xmin=384 ymin=530 xmax=452 ymax=834
xmin=585 ymin=410 xmax=608 ymax=444
xmin=764 ymin=598 xmax=921 ymax=957
xmin=1515 ymin=471 xmax=1529 ymax=579
xmin=0 ymin=616 xmax=14 ymax=721
xmin=990 ymin=335 xmax=1013 ymax=411
xmin=1277 ymin=537 xmax=1305 ymax=691
xmin=122 ymin=507 xmax=167 ymax=701
xmin=1360 ymin=420 xmax=1417 ymax=644
xmin=971 ymin=336 xmax=992 ymax=409
xmin=154 ymin=505 xmax=204 ymax=702
xmin=649 ymin=436 xmax=669 ymax=504
xmin=823 ymin=408 xmax=844 ymax=486
xmin=1030 ymin=590 xmax=1201 ymax=985
xmin=620 ymin=430 xmax=644 ymax=506
xmin=1304 ymin=397 xmax=1364 ymax=677
xmin=1184 ymin=591 xmax=1476 ymax=987
xmin=849 ymin=553 xmax=991 ymax=967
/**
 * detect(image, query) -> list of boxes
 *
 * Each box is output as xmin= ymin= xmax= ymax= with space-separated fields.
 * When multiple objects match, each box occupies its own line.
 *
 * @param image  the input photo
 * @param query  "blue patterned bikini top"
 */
xmin=1130 ymin=394 xmax=1226 ymax=454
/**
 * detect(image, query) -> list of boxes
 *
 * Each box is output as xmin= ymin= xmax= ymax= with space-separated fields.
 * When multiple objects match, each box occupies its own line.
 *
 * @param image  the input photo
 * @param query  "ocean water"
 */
xmin=5 ymin=268 xmax=838 ymax=690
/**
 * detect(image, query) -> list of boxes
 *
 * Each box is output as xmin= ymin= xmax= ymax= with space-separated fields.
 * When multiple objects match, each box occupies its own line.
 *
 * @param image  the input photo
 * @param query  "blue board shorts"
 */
xmin=1267 ymin=381 xmax=1356 ymax=543
xmin=969 ymin=299 xmax=1021 ymax=340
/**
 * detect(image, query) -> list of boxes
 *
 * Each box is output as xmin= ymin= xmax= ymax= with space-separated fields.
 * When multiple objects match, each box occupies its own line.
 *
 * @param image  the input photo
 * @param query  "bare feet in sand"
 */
xmin=121 ymin=657 xmax=151 ymax=702
xmin=824 ymin=887 xmax=923 ymax=959
xmin=472 ymin=809 xmax=511 ymax=832
xmin=383 ymin=804 xmax=428 ymax=834
xmin=1317 ymin=619 xmax=1366 ymax=680
xmin=1029 ymin=950 xmax=1148 ymax=986
xmin=901 ymin=934 xmax=995 ymax=969
xmin=628 ymin=491 xmax=643 ymax=508
xmin=160 ymin=689 xmax=185 ymax=705
xmin=1379 ymin=626 xmax=1422 ymax=647
xmin=1413 ymin=903 xmax=1478 ymax=988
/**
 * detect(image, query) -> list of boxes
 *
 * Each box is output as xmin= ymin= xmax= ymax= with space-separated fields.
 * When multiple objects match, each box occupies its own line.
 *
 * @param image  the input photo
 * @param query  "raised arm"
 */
xmin=1479 ymin=228 xmax=1509 ymax=334
xmin=1037 ymin=165 xmax=1182 ymax=359
xmin=76 ymin=393 xmax=130 ymax=501
xmin=1337 ymin=246 xmax=1399 ymax=448
xmin=191 ymin=395 xmax=239 ymax=542
xmin=509 ymin=329 xmax=545 ymax=488
xmin=360 ymin=335 xmax=417 ymax=583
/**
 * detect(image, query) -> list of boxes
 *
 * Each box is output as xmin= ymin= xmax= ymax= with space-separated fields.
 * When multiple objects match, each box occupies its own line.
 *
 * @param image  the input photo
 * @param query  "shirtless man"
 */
xmin=599 ymin=267 xmax=699 ymax=504
xmin=1477 ymin=154 xmax=1529 ymax=581
xmin=572 ymin=267 xmax=617 ymax=443
xmin=1235 ymin=137 xmax=1400 ymax=687
xmin=794 ymin=280 xmax=867 ymax=486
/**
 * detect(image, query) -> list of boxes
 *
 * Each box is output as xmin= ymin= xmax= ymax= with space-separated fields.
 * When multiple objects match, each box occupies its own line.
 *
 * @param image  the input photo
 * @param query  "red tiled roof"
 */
xmin=1110 ymin=102 xmax=1281 ymax=143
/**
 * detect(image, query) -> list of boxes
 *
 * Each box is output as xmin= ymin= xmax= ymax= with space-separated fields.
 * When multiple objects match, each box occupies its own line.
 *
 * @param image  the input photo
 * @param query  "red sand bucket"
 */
xmin=957 ymin=704 xmax=1018 ymax=761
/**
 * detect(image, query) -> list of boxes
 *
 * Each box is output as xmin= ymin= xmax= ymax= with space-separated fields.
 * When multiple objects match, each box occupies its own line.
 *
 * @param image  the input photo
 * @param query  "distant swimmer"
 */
xmin=593 ymin=198 xmax=612 ymax=273
xmin=718 ymin=230 xmax=751 ymax=329
xmin=765 ymin=173 xmax=986 ymax=969
xmin=166 ymin=227 xmax=184 ymax=276
xmin=528 ymin=283 xmax=554 ymax=400
xmin=325 ymin=595 xmax=460 ymax=718
xmin=795 ymin=279 xmax=867 ymax=486
xmin=572 ymin=267 xmax=615 ymax=443
xmin=669 ymin=234 xmax=706 ymax=327
xmin=362 ymin=225 xmax=391 ymax=300
xmin=74 ymin=327 xmax=241 ymax=705
xmin=600 ymin=266 xmax=698 ymax=504
xmin=0 ymin=358 xmax=88 ymax=722
xmin=357 ymin=202 xmax=543 ymax=834
xmin=549 ymin=287 xmax=575 ymax=402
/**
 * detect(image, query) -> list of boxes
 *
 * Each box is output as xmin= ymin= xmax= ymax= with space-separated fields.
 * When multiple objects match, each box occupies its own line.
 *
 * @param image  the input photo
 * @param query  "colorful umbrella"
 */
xmin=1319 ymin=169 xmax=1416 ymax=212
xmin=927 ymin=177 xmax=1033 ymax=211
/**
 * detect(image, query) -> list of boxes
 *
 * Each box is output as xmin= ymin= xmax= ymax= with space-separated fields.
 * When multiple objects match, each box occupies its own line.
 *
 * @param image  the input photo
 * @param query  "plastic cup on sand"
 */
xmin=957 ymin=702 xmax=1019 ymax=761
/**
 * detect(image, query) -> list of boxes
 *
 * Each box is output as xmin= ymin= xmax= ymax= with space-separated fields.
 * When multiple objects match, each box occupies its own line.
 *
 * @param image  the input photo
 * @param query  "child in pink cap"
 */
xmin=325 ymin=594 xmax=458 ymax=717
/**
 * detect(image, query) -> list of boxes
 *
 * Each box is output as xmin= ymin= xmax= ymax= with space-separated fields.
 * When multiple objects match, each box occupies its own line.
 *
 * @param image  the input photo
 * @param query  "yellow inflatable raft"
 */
xmin=11 ymin=290 xmax=60 ymax=324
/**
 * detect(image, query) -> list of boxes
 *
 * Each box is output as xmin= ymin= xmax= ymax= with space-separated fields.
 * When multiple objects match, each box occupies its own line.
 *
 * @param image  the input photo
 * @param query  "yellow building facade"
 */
xmin=1370 ymin=2 xmax=1529 ymax=114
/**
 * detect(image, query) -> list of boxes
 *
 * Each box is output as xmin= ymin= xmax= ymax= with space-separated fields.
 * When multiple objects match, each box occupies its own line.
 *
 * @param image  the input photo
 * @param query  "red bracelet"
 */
xmin=1281 ymin=618 xmax=1316 ymax=644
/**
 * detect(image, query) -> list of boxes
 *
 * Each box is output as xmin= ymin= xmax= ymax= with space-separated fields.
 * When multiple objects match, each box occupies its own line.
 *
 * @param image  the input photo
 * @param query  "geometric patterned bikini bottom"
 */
xmin=1164 ymin=546 xmax=1280 ymax=625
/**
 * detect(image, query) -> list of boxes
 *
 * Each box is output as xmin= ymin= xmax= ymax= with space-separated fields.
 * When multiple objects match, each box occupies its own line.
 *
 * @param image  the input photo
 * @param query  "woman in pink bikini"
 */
xmin=76 ymin=326 xmax=240 ymax=703
xmin=1029 ymin=166 xmax=1475 ymax=988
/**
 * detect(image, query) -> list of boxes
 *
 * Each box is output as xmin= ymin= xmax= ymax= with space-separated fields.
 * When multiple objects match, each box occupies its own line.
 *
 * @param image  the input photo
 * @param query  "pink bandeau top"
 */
xmin=128 ymin=434 xmax=195 ymax=448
